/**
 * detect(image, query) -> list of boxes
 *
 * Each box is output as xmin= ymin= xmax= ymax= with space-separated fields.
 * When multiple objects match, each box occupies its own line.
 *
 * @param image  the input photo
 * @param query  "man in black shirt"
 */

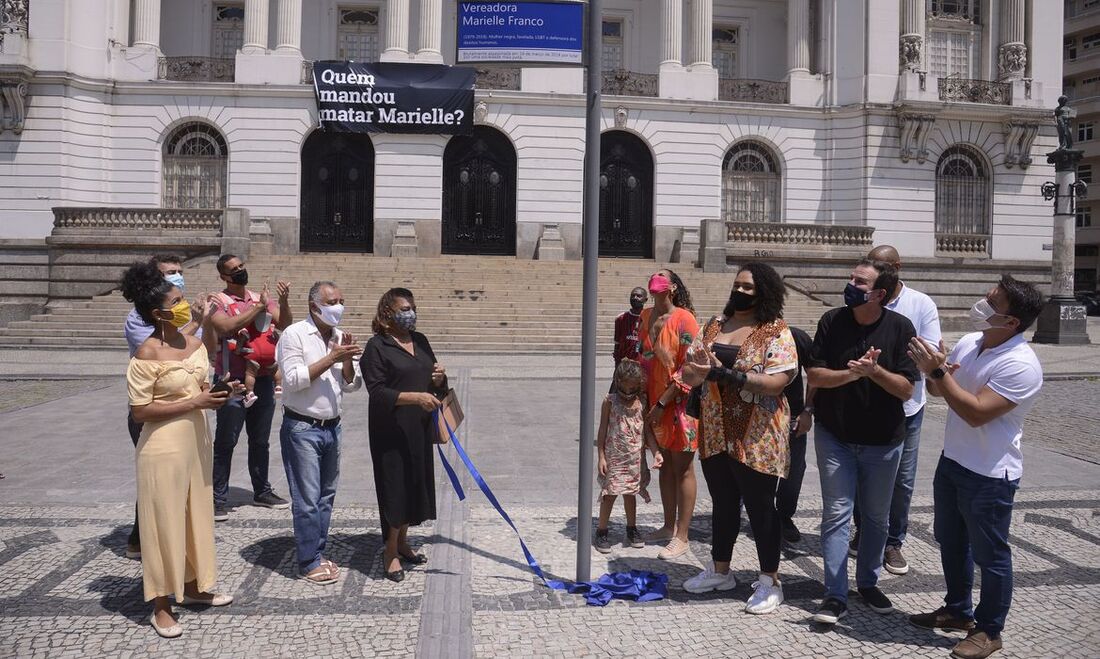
xmin=777 ymin=325 xmax=814 ymax=544
xmin=807 ymin=259 xmax=920 ymax=626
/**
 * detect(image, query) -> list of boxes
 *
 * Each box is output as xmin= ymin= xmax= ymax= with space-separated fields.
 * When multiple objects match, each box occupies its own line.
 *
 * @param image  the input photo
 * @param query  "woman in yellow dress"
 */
xmin=121 ymin=261 xmax=235 ymax=638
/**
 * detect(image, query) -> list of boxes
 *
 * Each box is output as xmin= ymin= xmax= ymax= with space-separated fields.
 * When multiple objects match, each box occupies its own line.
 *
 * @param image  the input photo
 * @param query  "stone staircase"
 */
xmin=0 ymin=254 xmax=833 ymax=354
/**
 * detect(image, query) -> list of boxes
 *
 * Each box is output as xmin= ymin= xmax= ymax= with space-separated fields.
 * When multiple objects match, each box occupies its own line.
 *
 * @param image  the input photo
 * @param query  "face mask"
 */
xmin=161 ymin=300 xmax=192 ymax=329
xmin=255 ymin=310 xmax=272 ymax=333
xmin=648 ymin=274 xmax=671 ymax=295
xmin=618 ymin=386 xmax=639 ymax=401
xmin=394 ymin=309 xmax=417 ymax=331
xmin=315 ymin=302 xmax=344 ymax=327
xmin=968 ymin=298 xmax=1006 ymax=331
xmin=726 ymin=290 xmax=756 ymax=313
xmin=164 ymin=272 xmax=185 ymax=293
xmin=844 ymin=283 xmax=873 ymax=308
xmin=229 ymin=269 xmax=249 ymax=286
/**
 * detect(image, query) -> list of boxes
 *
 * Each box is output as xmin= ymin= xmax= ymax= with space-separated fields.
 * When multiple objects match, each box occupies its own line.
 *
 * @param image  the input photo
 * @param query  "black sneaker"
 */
xmin=883 ymin=545 xmax=910 ymax=575
xmin=625 ymin=525 xmax=644 ymax=548
xmin=594 ymin=528 xmax=612 ymax=554
xmin=214 ymin=504 xmax=229 ymax=522
xmin=848 ymin=529 xmax=860 ymax=557
xmin=857 ymin=586 xmax=894 ymax=614
xmin=253 ymin=491 xmax=290 ymax=509
xmin=909 ymin=606 xmax=976 ymax=632
xmin=812 ymin=598 xmax=848 ymax=624
xmin=781 ymin=518 xmax=802 ymax=544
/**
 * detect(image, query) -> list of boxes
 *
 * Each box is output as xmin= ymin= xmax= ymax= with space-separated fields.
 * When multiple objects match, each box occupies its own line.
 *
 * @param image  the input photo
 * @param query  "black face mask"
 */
xmin=229 ymin=269 xmax=249 ymax=286
xmin=723 ymin=290 xmax=756 ymax=316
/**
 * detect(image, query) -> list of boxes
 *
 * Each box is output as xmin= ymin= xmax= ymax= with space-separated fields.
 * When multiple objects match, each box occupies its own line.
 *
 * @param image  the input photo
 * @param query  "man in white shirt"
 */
xmin=851 ymin=245 xmax=942 ymax=576
xmin=907 ymin=274 xmax=1044 ymax=659
xmin=275 ymin=280 xmax=363 ymax=586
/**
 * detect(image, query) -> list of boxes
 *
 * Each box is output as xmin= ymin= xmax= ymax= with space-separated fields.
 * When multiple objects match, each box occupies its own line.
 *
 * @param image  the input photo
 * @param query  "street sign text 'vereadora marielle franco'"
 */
xmin=456 ymin=1 xmax=585 ymax=65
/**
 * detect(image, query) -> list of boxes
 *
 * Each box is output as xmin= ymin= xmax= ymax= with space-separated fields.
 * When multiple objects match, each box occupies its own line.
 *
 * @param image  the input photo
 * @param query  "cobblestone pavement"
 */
xmin=0 ymin=379 xmax=115 ymax=415
xmin=1 ymin=362 xmax=1099 ymax=657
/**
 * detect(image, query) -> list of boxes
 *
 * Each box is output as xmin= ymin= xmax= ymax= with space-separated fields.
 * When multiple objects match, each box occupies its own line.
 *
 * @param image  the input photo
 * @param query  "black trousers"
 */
xmin=700 ymin=452 xmax=782 ymax=573
xmin=777 ymin=431 xmax=808 ymax=521
xmin=127 ymin=410 xmax=144 ymax=547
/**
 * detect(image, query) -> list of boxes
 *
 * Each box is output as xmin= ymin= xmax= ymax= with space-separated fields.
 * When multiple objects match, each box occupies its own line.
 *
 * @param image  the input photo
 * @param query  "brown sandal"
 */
xmin=301 ymin=564 xmax=338 ymax=586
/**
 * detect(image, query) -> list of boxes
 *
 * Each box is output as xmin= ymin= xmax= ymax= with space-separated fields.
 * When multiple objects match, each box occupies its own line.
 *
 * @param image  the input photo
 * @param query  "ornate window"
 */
xmin=212 ymin=4 xmax=245 ymax=59
xmin=338 ymin=8 xmax=380 ymax=61
xmin=163 ymin=123 xmax=229 ymax=209
xmin=602 ymin=19 xmax=624 ymax=71
xmin=935 ymin=146 xmax=990 ymax=237
xmin=926 ymin=0 xmax=981 ymax=79
xmin=722 ymin=141 xmax=781 ymax=223
xmin=712 ymin=27 xmax=739 ymax=79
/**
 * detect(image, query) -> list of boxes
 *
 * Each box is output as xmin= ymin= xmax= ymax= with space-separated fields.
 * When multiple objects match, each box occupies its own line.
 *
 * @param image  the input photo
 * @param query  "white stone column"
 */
xmin=998 ymin=0 xmax=1027 ymax=81
xmin=660 ymin=0 xmax=683 ymax=69
xmin=417 ymin=0 xmax=443 ymax=61
xmin=275 ymin=0 xmax=302 ymax=53
xmin=242 ymin=0 xmax=270 ymax=54
xmin=132 ymin=0 xmax=161 ymax=50
xmin=787 ymin=0 xmax=810 ymax=74
xmin=687 ymin=0 xmax=712 ymax=68
xmin=382 ymin=0 xmax=411 ymax=61
xmin=899 ymin=0 xmax=924 ymax=72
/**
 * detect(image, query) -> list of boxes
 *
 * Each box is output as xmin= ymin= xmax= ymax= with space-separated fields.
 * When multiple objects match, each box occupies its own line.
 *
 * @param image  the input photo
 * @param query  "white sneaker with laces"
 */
xmin=744 ymin=574 xmax=784 ymax=614
xmin=682 ymin=567 xmax=737 ymax=594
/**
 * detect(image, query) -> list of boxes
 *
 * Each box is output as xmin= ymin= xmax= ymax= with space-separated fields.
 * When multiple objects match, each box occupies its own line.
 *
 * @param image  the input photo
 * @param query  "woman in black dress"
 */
xmin=362 ymin=287 xmax=447 ymax=582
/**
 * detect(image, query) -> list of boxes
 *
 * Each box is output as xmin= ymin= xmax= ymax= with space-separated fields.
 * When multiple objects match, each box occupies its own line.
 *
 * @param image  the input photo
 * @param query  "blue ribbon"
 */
xmin=433 ymin=410 xmax=668 ymax=606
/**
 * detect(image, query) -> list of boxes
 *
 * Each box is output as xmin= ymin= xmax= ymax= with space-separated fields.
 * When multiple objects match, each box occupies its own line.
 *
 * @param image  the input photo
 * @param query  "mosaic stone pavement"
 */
xmin=1 ymin=488 xmax=1098 ymax=658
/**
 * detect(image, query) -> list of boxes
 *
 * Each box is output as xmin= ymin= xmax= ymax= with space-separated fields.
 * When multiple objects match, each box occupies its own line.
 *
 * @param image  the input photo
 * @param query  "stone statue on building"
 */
xmin=1055 ymin=96 xmax=1076 ymax=151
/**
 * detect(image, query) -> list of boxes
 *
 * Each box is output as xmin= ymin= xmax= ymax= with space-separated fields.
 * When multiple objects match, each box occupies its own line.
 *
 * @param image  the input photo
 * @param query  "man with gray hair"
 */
xmin=275 ymin=281 xmax=363 ymax=585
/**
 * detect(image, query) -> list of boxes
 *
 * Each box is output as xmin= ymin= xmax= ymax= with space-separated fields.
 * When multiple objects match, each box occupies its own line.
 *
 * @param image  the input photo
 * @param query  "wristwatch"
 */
xmin=929 ymin=367 xmax=946 ymax=380
xmin=802 ymin=406 xmax=814 ymax=416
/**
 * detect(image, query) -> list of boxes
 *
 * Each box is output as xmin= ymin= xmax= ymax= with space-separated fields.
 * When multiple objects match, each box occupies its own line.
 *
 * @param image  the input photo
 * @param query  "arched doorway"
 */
xmin=300 ymin=132 xmax=375 ymax=252
xmin=599 ymin=131 xmax=653 ymax=258
xmin=442 ymin=126 xmax=516 ymax=255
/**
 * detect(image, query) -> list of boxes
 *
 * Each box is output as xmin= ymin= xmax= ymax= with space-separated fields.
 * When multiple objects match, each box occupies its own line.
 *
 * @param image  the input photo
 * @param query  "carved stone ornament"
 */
xmin=1 ymin=0 xmax=29 ymax=35
xmin=998 ymin=43 xmax=1027 ymax=81
xmin=473 ymin=100 xmax=488 ymax=124
xmin=896 ymin=110 xmax=937 ymax=164
xmin=899 ymin=34 xmax=923 ymax=72
xmin=1002 ymin=120 xmax=1040 ymax=169
xmin=614 ymin=106 xmax=628 ymax=129
xmin=0 ymin=75 xmax=29 ymax=135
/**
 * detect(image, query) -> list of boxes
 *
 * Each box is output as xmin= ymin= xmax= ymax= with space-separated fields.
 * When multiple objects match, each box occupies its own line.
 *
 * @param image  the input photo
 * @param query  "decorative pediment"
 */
xmin=1002 ymin=119 xmax=1041 ymax=169
xmin=895 ymin=108 xmax=937 ymax=164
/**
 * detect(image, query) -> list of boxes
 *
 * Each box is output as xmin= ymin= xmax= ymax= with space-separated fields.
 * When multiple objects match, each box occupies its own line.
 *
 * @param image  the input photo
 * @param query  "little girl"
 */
xmin=596 ymin=358 xmax=664 ymax=553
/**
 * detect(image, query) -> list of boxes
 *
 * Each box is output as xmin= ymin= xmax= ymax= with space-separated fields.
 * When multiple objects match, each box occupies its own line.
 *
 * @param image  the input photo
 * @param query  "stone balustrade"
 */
xmin=475 ymin=67 xmax=521 ymax=91
xmin=938 ymin=78 xmax=1011 ymax=105
xmin=53 ymin=207 xmax=224 ymax=232
xmin=601 ymin=71 xmax=659 ymax=97
xmin=726 ymin=221 xmax=874 ymax=248
xmin=719 ymin=79 xmax=788 ymax=104
xmin=158 ymin=57 xmax=236 ymax=83
xmin=936 ymin=232 xmax=990 ymax=256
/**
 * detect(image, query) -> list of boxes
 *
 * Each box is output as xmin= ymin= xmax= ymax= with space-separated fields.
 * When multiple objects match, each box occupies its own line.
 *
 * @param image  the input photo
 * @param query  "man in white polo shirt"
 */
xmin=851 ymin=245 xmax=942 ymax=576
xmin=906 ymin=274 xmax=1044 ymax=659
xmin=275 ymin=280 xmax=363 ymax=586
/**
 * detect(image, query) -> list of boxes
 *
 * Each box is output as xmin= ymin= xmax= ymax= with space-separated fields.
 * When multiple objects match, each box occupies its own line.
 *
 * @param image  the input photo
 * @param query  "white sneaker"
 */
xmin=682 ymin=567 xmax=737 ymax=594
xmin=744 ymin=574 xmax=784 ymax=614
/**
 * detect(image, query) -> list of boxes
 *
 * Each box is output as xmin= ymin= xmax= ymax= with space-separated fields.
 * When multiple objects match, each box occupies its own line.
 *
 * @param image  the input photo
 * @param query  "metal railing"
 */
xmin=601 ymin=70 xmax=658 ymax=97
xmin=719 ymin=78 xmax=788 ymax=104
xmin=158 ymin=57 xmax=236 ymax=83
xmin=938 ymin=77 xmax=1011 ymax=105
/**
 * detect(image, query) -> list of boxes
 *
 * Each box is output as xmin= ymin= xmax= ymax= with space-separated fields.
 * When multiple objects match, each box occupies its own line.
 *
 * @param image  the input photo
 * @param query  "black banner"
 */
xmin=312 ymin=61 xmax=475 ymax=135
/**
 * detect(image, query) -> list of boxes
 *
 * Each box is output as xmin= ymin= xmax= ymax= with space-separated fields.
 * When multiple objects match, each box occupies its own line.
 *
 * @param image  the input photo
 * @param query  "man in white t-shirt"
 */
xmin=906 ymin=274 xmax=1044 ymax=659
xmin=851 ymin=245 xmax=942 ymax=576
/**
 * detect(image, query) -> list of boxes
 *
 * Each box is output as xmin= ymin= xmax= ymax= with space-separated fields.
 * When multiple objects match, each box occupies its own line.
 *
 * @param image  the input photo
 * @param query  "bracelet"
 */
xmin=655 ymin=400 xmax=666 ymax=409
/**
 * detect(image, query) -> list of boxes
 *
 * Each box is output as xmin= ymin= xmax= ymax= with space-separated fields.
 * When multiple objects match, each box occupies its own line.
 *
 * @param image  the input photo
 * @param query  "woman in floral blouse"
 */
xmin=682 ymin=262 xmax=797 ymax=615
xmin=638 ymin=268 xmax=700 ymax=560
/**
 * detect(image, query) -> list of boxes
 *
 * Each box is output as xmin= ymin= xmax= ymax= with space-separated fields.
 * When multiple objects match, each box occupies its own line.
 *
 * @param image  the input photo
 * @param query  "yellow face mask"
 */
xmin=162 ymin=300 xmax=192 ymax=328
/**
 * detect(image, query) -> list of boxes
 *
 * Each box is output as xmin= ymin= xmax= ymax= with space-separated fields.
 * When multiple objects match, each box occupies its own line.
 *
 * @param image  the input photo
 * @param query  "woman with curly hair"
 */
xmin=362 ymin=287 xmax=448 ymax=582
xmin=638 ymin=268 xmax=700 ymax=560
xmin=121 ymin=261 xmax=235 ymax=638
xmin=680 ymin=262 xmax=798 ymax=615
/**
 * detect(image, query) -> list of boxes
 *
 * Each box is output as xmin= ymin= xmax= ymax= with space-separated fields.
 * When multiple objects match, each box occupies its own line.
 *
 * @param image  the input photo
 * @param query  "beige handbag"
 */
xmin=434 ymin=389 xmax=464 ymax=444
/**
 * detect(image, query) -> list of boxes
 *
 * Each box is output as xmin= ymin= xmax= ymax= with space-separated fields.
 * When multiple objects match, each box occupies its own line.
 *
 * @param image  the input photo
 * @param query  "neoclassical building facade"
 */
xmin=0 ymin=0 xmax=1064 ymax=265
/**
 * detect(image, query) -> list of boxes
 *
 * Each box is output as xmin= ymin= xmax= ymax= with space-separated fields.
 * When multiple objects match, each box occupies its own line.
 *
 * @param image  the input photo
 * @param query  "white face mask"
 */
xmin=315 ymin=302 xmax=344 ymax=327
xmin=969 ymin=298 xmax=1003 ymax=331
xmin=255 ymin=310 xmax=272 ymax=333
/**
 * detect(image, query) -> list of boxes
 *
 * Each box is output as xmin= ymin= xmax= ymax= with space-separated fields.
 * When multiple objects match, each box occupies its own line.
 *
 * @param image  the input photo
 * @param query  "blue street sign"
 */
xmin=456 ymin=1 xmax=585 ymax=65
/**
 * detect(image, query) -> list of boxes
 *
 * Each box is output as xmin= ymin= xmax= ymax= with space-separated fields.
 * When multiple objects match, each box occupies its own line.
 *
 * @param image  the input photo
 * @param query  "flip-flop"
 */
xmin=300 ymin=564 xmax=338 ymax=586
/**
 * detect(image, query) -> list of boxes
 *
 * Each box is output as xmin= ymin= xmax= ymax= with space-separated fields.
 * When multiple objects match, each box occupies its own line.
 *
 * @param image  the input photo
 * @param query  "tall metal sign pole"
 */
xmin=576 ymin=0 xmax=603 ymax=583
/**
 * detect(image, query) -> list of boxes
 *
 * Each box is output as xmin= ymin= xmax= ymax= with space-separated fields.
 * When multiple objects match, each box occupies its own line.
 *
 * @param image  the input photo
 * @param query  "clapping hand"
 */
xmin=907 ymin=337 xmax=949 ymax=375
xmin=431 ymin=363 xmax=446 ymax=387
xmin=259 ymin=284 xmax=270 ymax=307
xmin=847 ymin=347 xmax=881 ymax=378
xmin=682 ymin=346 xmax=713 ymax=386
xmin=329 ymin=337 xmax=362 ymax=364
xmin=276 ymin=281 xmax=290 ymax=301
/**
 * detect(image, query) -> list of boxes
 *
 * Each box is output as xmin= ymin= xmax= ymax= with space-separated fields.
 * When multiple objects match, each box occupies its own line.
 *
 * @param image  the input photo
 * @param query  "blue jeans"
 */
xmin=934 ymin=454 xmax=1019 ymax=638
xmin=213 ymin=375 xmax=276 ymax=506
xmin=280 ymin=416 xmax=342 ymax=574
xmin=815 ymin=422 xmax=903 ymax=603
xmin=853 ymin=407 xmax=925 ymax=548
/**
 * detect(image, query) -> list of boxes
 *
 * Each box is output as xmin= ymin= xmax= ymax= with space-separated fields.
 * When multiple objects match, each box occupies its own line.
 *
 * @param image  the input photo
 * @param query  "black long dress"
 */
xmin=362 ymin=331 xmax=447 ymax=536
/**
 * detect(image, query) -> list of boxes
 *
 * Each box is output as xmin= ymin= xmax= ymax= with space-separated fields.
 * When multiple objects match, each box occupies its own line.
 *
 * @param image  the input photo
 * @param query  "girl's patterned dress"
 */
xmin=599 ymin=393 xmax=650 ymax=500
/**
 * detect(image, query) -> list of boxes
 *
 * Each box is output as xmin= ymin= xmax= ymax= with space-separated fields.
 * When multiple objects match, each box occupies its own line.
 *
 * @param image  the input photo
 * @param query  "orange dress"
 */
xmin=638 ymin=306 xmax=700 ymax=452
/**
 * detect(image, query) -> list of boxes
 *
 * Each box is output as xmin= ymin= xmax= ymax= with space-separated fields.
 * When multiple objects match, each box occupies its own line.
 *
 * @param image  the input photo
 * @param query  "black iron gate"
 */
xmin=300 ymin=132 xmax=375 ymax=252
xmin=442 ymin=127 xmax=516 ymax=255
xmin=599 ymin=131 xmax=653 ymax=258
